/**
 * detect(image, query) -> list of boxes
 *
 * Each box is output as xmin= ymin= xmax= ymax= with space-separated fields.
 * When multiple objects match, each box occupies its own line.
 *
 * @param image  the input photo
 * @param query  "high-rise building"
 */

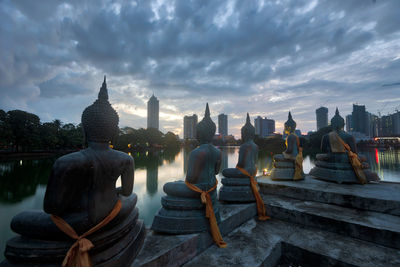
xmin=254 ymin=116 xmax=275 ymax=137
xmin=183 ymin=114 xmax=198 ymax=139
xmin=392 ymin=111 xmax=400 ymax=135
xmin=352 ymin=104 xmax=368 ymax=136
xmin=379 ymin=115 xmax=393 ymax=136
xmin=345 ymin=115 xmax=353 ymax=132
xmin=147 ymin=94 xmax=159 ymax=130
xmin=316 ymin=107 xmax=328 ymax=130
xmin=218 ymin=113 xmax=228 ymax=136
xmin=368 ymin=113 xmax=379 ymax=137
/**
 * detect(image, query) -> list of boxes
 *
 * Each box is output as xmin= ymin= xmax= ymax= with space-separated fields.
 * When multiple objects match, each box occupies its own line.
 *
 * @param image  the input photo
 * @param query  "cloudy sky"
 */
xmin=1 ymin=0 xmax=400 ymax=137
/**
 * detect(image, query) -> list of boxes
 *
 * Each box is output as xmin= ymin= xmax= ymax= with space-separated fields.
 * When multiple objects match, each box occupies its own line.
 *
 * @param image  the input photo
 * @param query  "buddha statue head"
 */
xmin=331 ymin=108 xmax=345 ymax=131
xmin=81 ymin=76 xmax=119 ymax=143
xmin=284 ymin=111 xmax=296 ymax=135
xmin=196 ymin=103 xmax=216 ymax=144
xmin=241 ymin=113 xmax=255 ymax=142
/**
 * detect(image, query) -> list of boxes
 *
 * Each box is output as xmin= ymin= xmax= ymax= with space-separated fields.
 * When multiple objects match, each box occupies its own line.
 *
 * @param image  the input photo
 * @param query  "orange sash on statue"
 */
xmin=328 ymin=132 xmax=367 ymax=184
xmin=293 ymin=135 xmax=303 ymax=180
xmin=51 ymin=199 xmax=122 ymax=267
xmin=236 ymin=166 xmax=270 ymax=221
xmin=185 ymin=180 xmax=227 ymax=248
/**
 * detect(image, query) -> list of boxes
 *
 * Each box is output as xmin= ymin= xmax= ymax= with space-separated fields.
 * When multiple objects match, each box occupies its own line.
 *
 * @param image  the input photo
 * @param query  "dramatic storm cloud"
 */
xmin=1 ymin=0 xmax=400 ymax=137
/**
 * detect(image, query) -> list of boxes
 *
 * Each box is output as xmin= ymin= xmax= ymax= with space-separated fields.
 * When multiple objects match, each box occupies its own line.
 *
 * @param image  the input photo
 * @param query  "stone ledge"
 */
xmin=258 ymin=176 xmax=400 ymax=216
xmin=132 ymin=203 xmax=257 ymax=267
xmin=262 ymin=194 xmax=400 ymax=250
xmin=185 ymin=218 xmax=400 ymax=267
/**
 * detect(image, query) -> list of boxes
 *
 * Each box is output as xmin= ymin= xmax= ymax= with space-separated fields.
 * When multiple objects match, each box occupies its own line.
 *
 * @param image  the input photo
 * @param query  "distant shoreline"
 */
xmin=0 ymin=150 xmax=78 ymax=160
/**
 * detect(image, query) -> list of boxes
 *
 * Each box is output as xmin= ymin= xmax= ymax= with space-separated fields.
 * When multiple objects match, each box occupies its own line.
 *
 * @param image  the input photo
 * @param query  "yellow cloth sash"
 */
xmin=328 ymin=132 xmax=367 ymax=184
xmin=51 ymin=199 xmax=122 ymax=267
xmin=185 ymin=180 xmax=227 ymax=248
xmin=293 ymin=135 xmax=303 ymax=180
xmin=236 ymin=166 xmax=270 ymax=221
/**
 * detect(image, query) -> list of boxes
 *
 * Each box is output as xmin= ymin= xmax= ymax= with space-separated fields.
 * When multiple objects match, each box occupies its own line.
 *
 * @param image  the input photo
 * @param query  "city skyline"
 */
xmin=1 ymin=1 xmax=400 ymax=138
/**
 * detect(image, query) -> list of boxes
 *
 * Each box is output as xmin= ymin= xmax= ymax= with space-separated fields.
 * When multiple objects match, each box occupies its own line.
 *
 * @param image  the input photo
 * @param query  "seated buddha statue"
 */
xmin=219 ymin=113 xmax=259 ymax=202
xmin=152 ymin=104 xmax=223 ymax=237
xmin=3 ymin=77 xmax=145 ymax=266
xmin=310 ymin=108 xmax=380 ymax=184
xmin=270 ymin=112 xmax=304 ymax=181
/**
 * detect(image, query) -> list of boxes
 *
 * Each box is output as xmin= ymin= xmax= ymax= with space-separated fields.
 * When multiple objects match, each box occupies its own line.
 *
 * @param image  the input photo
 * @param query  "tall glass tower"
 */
xmin=147 ymin=94 xmax=159 ymax=130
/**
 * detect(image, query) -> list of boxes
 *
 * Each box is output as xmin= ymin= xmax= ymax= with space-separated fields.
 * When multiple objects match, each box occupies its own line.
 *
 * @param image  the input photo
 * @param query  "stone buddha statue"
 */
xmin=310 ymin=108 xmax=380 ymax=184
xmin=219 ymin=113 xmax=259 ymax=202
xmin=152 ymin=103 xmax=223 ymax=234
xmin=270 ymin=112 xmax=304 ymax=181
xmin=3 ymin=77 xmax=145 ymax=266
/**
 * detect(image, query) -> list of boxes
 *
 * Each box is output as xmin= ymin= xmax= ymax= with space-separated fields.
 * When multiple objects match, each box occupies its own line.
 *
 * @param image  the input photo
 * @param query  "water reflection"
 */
xmin=0 ymin=158 xmax=54 ymax=203
xmin=146 ymin=156 xmax=159 ymax=196
xmin=360 ymin=148 xmax=400 ymax=182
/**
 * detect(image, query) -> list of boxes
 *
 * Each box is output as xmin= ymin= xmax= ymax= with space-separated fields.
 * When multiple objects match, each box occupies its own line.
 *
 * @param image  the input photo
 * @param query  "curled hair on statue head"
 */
xmin=196 ymin=103 xmax=216 ymax=143
xmin=241 ymin=113 xmax=255 ymax=142
xmin=284 ymin=111 xmax=296 ymax=133
xmin=331 ymin=108 xmax=345 ymax=131
xmin=81 ymin=76 xmax=119 ymax=143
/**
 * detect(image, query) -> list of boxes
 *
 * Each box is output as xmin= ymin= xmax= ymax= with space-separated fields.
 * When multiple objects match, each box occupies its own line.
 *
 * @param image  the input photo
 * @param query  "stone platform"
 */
xmin=133 ymin=202 xmax=258 ymax=267
xmin=132 ymin=175 xmax=400 ymax=266
xmin=258 ymin=176 xmax=400 ymax=216
xmin=182 ymin=176 xmax=400 ymax=266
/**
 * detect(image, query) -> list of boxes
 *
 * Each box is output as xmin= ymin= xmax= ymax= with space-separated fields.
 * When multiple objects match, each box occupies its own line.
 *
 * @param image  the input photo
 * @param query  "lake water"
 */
xmin=1 ymin=147 xmax=399 ymax=260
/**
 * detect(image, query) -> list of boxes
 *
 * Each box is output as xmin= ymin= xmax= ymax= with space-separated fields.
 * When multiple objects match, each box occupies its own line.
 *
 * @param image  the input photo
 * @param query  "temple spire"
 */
xmin=335 ymin=107 xmax=339 ymax=115
xmin=98 ymin=75 xmax=109 ymax=101
xmin=205 ymin=103 xmax=210 ymax=118
xmin=246 ymin=113 xmax=251 ymax=124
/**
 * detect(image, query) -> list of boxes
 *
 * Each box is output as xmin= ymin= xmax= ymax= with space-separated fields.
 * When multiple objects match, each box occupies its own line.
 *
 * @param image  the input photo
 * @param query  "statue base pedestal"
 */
xmin=309 ymin=165 xmax=359 ymax=184
xmin=309 ymin=153 xmax=378 ymax=184
xmin=3 ymin=194 xmax=145 ymax=266
xmin=151 ymin=181 xmax=221 ymax=234
xmin=3 ymin=207 xmax=146 ymax=267
xmin=270 ymin=155 xmax=304 ymax=181
xmin=219 ymin=177 xmax=255 ymax=203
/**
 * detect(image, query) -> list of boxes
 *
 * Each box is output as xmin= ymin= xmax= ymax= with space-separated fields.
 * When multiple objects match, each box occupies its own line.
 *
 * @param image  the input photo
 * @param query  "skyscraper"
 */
xmin=346 ymin=115 xmax=353 ymax=132
xmin=147 ymin=94 xmax=159 ymax=130
xmin=254 ymin=116 xmax=275 ymax=137
xmin=316 ymin=107 xmax=328 ymax=130
xmin=352 ymin=104 xmax=367 ymax=135
xmin=183 ymin=114 xmax=198 ymax=139
xmin=218 ymin=113 xmax=228 ymax=136
xmin=392 ymin=111 xmax=400 ymax=135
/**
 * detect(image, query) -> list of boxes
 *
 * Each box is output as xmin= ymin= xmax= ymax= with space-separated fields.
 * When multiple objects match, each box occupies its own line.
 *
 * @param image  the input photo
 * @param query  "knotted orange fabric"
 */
xmin=185 ymin=180 xmax=227 ymax=248
xmin=329 ymin=132 xmax=367 ymax=184
xmin=236 ymin=166 xmax=270 ymax=221
xmin=293 ymin=135 xmax=303 ymax=180
xmin=50 ymin=199 xmax=122 ymax=267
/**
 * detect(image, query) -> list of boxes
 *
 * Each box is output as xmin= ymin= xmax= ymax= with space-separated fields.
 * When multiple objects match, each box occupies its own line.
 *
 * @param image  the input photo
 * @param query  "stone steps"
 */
xmin=184 ymin=218 xmax=400 ymax=267
xmin=258 ymin=176 xmax=400 ymax=216
xmin=132 ymin=203 xmax=257 ymax=267
xmin=263 ymin=194 xmax=400 ymax=250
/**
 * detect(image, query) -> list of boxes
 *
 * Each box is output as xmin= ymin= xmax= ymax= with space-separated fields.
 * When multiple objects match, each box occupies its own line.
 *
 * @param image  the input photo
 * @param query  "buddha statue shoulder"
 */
xmin=44 ymin=76 xmax=134 ymax=227
xmin=310 ymin=108 xmax=380 ymax=184
xmin=219 ymin=113 xmax=261 ymax=203
xmin=152 ymin=103 xmax=222 ymax=234
xmin=270 ymin=112 xmax=304 ymax=181
xmin=4 ymin=77 xmax=145 ymax=266
xmin=222 ymin=113 xmax=258 ymax=178
xmin=185 ymin=104 xmax=221 ymax=186
xmin=282 ymin=112 xmax=299 ymax=160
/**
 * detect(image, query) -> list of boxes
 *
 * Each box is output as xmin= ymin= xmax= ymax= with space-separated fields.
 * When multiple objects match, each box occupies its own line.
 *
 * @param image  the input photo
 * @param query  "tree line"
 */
xmin=0 ymin=109 xmax=181 ymax=153
xmin=0 ymin=109 xmax=83 ymax=152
